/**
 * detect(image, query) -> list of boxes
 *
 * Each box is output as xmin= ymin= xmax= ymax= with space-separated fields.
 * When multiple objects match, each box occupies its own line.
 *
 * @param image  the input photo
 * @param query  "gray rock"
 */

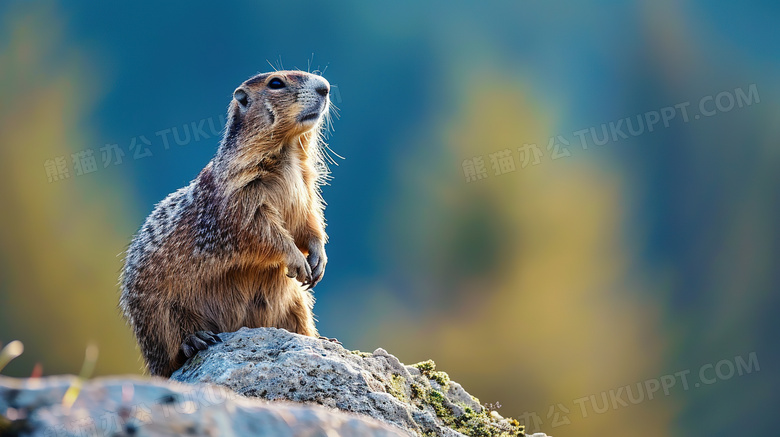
xmin=0 ymin=374 xmax=408 ymax=436
xmin=171 ymin=327 xmax=529 ymax=437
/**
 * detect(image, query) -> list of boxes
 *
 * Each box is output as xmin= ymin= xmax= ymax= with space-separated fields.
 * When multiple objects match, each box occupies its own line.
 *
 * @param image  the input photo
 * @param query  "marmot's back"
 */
xmin=120 ymin=71 xmax=332 ymax=377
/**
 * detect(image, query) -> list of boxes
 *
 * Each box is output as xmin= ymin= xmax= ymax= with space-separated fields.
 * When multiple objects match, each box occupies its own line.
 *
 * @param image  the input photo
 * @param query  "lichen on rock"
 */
xmin=172 ymin=327 xmax=530 ymax=437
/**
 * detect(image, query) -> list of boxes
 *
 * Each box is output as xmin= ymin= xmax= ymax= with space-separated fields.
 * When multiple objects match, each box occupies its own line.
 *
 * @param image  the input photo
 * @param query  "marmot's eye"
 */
xmin=267 ymin=78 xmax=286 ymax=89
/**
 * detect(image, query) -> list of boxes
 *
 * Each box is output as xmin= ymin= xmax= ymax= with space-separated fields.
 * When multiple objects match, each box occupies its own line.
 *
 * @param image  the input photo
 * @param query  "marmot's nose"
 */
xmin=310 ymin=75 xmax=330 ymax=98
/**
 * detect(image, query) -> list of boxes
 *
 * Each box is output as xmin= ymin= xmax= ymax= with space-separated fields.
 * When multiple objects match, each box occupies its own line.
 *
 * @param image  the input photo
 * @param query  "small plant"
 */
xmin=62 ymin=343 xmax=99 ymax=409
xmin=0 ymin=341 xmax=24 ymax=373
xmin=413 ymin=359 xmax=451 ymax=389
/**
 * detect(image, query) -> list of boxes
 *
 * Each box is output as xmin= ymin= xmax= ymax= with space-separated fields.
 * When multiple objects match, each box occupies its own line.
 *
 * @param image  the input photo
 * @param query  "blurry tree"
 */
xmin=0 ymin=5 xmax=141 ymax=376
xmin=363 ymin=73 xmax=675 ymax=436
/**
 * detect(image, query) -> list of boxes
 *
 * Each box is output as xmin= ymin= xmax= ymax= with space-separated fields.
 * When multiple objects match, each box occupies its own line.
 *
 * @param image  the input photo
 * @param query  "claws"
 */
xmin=305 ymin=245 xmax=327 ymax=290
xmin=287 ymin=250 xmax=314 ymax=287
xmin=181 ymin=342 xmax=195 ymax=358
xmin=284 ymin=243 xmax=325 ymax=289
xmin=196 ymin=331 xmax=222 ymax=344
xmin=181 ymin=330 xmax=222 ymax=358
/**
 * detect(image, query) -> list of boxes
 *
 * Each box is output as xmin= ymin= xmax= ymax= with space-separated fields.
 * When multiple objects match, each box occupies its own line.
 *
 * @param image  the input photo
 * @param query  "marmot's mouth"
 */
xmin=298 ymin=111 xmax=321 ymax=123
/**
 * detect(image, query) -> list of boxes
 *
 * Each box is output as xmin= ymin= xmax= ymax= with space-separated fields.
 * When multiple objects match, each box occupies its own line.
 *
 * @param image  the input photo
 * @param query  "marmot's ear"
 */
xmin=234 ymin=88 xmax=249 ymax=108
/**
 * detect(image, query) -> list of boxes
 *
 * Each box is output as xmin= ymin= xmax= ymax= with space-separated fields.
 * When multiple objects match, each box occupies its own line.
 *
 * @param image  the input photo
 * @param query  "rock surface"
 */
xmin=171 ymin=327 xmax=530 ymax=437
xmin=0 ymin=375 xmax=407 ymax=436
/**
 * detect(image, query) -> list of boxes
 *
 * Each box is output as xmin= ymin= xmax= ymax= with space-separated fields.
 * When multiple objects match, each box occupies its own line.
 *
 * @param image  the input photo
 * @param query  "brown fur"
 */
xmin=120 ymin=71 xmax=332 ymax=377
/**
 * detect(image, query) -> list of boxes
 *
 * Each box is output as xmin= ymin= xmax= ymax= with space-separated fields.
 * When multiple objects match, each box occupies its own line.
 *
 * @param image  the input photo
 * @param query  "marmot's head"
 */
xmin=227 ymin=70 xmax=331 ymax=146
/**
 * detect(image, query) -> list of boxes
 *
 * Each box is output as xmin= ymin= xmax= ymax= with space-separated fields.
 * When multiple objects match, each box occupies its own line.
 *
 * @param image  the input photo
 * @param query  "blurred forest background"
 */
xmin=0 ymin=1 xmax=778 ymax=436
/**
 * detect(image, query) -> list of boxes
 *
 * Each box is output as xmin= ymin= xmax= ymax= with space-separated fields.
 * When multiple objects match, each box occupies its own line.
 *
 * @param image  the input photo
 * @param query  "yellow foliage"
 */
xmin=0 ymin=6 xmax=142 ymax=376
xmin=366 ymin=72 xmax=676 ymax=436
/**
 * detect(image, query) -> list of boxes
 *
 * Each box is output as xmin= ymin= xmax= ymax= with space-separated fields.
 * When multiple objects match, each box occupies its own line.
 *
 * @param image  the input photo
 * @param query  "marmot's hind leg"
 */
xmin=285 ymin=290 xmax=318 ymax=337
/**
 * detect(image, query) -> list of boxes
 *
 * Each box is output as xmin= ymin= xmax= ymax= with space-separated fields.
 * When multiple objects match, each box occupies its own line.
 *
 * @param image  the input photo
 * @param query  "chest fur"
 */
xmin=256 ymin=150 xmax=310 ymax=234
xmin=279 ymin=155 xmax=309 ymax=223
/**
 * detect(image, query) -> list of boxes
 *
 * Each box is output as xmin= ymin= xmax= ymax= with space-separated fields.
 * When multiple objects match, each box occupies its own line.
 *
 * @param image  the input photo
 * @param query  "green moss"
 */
xmin=455 ymin=407 xmax=494 ymax=435
xmin=413 ymin=359 xmax=450 ymax=389
xmin=429 ymin=370 xmax=450 ymax=388
xmin=427 ymin=389 xmax=454 ymax=425
xmin=410 ymin=359 xmax=524 ymax=436
xmin=410 ymin=382 xmax=424 ymax=399
xmin=349 ymin=350 xmax=372 ymax=358
xmin=452 ymin=405 xmax=524 ymax=436
xmin=417 ymin=387 xmax=524 ymax=436
xmin=413 ymin=359 xmax=436 ymax=374
xmin=385 ymin=374 xmax=408 ymax=402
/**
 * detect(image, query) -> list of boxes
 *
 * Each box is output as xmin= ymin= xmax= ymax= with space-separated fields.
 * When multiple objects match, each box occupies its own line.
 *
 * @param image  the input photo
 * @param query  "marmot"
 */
xmin=120 ymin=70 xmax=332 ymax=377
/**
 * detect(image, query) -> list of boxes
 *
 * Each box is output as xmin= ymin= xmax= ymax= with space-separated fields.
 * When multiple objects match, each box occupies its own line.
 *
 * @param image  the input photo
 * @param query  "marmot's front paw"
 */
xmin=306 ymin=243 xmax=327 ymax=290
xmin=181 ymin=330 xmax=222 ymax=358
xmin=285 ymin=250 xmax=312 ymax=285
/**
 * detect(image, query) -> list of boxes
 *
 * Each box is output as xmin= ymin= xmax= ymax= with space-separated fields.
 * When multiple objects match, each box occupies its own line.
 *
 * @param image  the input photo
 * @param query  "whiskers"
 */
xmin=320 ymin=101 xmax=343 ymax=166
xmin=299 ymin=103 xmax=342 ymax=189
xmin=307 ymin=52 xmax=329 ymax=77
xmin=297 ymin=136 xmax=310 ymax=159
